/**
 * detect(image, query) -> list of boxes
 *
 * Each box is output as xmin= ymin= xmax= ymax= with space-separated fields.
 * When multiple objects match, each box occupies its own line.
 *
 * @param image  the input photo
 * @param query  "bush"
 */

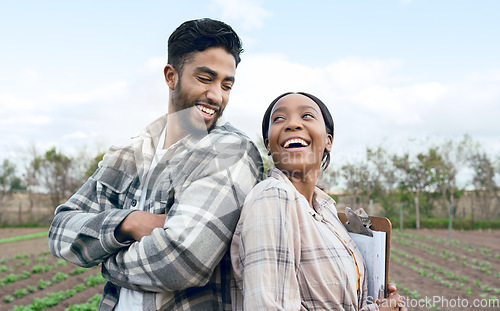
xmin=389 ymin=217 xmax=500 ymax=230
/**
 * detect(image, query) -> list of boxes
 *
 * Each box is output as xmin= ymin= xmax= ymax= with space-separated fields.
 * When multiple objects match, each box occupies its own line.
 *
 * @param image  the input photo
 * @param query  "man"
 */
xmin=48 ymin=18 xmax=263 ymax=310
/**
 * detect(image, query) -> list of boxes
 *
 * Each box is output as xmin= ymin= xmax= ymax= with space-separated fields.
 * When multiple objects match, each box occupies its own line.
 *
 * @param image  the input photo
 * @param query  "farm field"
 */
xmin=1 ymin=228 xmax=499 ymax=310
xmin=390 ymin=229 xmax=500 ymax=310
xmin=0 ymin=228 xmax=104 ymax=311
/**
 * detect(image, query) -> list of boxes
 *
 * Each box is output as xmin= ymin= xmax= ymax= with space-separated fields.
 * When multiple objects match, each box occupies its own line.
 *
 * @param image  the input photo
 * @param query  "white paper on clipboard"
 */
xmin=348 ymin=230 xmax=386 ymax=300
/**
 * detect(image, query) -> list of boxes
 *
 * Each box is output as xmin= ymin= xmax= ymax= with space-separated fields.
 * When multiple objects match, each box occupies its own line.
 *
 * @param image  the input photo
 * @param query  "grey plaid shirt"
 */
xmin=48 ymin=114 xmax=263 ymax=310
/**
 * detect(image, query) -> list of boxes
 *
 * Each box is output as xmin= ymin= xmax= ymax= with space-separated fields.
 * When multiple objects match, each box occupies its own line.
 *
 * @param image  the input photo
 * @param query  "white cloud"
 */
xmin=2 ymin=54 xmax=499 ymax=166
xmin=227 ymin=53 xmax=500 ymax=159
xmin=211 ymin=0 xmax=272 ymax=30
xmin=62 ymin=131 xmax=89 ymax=140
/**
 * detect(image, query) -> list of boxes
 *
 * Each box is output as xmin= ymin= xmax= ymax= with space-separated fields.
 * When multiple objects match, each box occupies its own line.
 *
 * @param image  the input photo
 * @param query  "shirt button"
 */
xmin=131 ymin=199 xmax=137 ymax=207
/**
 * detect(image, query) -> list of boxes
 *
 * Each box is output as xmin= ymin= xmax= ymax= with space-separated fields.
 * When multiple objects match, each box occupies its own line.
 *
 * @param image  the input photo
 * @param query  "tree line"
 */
xmin=1 ymin=135 xmax=499 ymax=228
xmin=0 ymin=145 xmax=104 ymax=216
xmin=317 ymin=135 xmax=500 ymax=228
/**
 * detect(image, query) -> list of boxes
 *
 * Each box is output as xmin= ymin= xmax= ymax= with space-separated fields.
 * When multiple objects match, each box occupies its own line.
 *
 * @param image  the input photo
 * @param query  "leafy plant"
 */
xmin=3 ymin=295 xmax=14 ymax=303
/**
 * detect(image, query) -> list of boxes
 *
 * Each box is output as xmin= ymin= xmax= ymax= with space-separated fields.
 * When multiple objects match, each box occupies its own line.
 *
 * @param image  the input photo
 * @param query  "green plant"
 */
xmin=65 ymin=294 xmax=101 ymax=311
xmin=70 ymin=267 xmax=88 ymax=276
xmin=4 ymin=295 xmax=14 ymax=303
xmin=0 ymin=231 xmax=49 ymax=244
xmin=37 ymin=279 xmax=51 ymax=290
xmin=14 ymin=288 xmax=28 ymax=298
xmin=51 ymin=272 xmax=68 ymax=283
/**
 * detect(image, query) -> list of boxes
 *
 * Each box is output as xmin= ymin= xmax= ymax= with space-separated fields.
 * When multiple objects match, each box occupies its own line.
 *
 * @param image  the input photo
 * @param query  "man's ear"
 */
xmin=164 ymin=64 xmax=177 ymax=90
xmin=265 ymin=139 xmax=271 ymax=156
xmin=325 ymin=134 xmax=333 ymax=153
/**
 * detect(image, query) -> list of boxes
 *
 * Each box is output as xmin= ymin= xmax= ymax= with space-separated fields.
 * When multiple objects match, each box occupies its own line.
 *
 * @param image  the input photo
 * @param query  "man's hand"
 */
xmin=377 ymin=283 xmax=408 ymax=311
xmin=115 ymin=211 xmax=167 ymax=243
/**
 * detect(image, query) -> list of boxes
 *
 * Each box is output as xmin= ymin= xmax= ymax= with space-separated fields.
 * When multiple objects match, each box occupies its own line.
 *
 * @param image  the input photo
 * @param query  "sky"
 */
xmin=1 ymin=0 xmax=500 ymax=172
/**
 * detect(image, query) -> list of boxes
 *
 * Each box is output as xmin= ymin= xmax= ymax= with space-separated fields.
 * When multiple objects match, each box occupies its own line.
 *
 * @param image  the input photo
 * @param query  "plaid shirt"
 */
xmin=231 ymin=168 xmax=378 ymax=311
xmin=48 ymin=114 xmax=263 ymax=310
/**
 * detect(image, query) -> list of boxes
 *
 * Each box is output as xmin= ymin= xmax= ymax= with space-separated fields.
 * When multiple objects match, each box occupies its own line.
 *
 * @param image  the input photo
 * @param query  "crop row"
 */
xmin=393 ymin=230 xmax=500 ymax=260
xmin=0 ymin=232 xmax=49 ymax=245
xmin=391 ymin=233 xmax=499 ymax=277
xmin=65 ymin=294 xmax=101 ymax=311
xmin=8 ymin=272 xmax=105 ymax=311
xmin=0 ymin=259 xmax=69 ymax=287
xmin=389 ymin=278 xmax=442 ymax=311
xmin=3 ymin=267 xmax=89 ymax=304
xmin=391 ymin=247 xmax=499 ymax=300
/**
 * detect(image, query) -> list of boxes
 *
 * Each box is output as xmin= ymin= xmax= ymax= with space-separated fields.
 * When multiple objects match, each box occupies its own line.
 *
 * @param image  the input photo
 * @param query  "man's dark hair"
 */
xmin=262 ymin=92 xmax=335 ymax=170
xmin=168 ymin=18 xmax=243 ymax=73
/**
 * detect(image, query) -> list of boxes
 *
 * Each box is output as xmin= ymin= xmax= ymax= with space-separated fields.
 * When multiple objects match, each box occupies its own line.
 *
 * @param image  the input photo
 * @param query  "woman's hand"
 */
xmin=376 ymin=283 xmax=408 ymax=311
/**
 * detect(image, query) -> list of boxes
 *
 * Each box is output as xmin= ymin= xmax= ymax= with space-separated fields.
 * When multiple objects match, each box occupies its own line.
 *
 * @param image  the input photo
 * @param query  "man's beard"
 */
xmin=171 ymin=79 xmax=223 ymax=136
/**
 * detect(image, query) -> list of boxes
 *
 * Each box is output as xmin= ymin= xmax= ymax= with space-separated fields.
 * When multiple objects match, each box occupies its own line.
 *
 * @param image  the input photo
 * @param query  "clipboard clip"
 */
xmin=343 ymin=207 xmax=373 ymax=237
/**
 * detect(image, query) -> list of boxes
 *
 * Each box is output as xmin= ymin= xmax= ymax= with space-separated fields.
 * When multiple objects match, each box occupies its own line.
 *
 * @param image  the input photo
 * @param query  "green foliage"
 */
xmin=4 ymin=295 xmax=15 ymax=303
xmin=389 ymin=217 xmax=500 ymax=230
xmin=65 ymin=294 xmax=101 ymax=311
xmin=69 ymin=267 xmax=89 ymax=275
xmin=85 ymin=152 xmax=105 ymax=178
xmin=0 ymin=231 xmax=49 ymax=244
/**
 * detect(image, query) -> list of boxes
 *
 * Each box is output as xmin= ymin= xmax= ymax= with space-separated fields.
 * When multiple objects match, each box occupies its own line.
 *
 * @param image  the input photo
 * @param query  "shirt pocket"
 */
xmin=149 ymin=182 xmax=175 ymax=215
xmin=94 ymin=166 xmax=134 ymax=209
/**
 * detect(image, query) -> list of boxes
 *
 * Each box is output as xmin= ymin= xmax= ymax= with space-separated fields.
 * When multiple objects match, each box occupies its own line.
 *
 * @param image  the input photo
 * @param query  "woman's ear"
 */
xmin=265 ymin=139 xmax=271 ymax=156
xmin=325 ymin=134 xmax=333 ymax=153
xmin=164 ymin=64 xmax=177 ymax=90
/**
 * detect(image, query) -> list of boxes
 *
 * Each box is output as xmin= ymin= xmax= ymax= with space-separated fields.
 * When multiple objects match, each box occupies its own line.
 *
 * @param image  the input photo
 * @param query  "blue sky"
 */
xmin=1 ymin=0 xmax=499 ymax=168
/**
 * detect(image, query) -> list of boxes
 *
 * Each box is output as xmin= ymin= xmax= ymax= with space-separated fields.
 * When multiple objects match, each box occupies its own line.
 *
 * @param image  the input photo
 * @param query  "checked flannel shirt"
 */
xmin=48 ymin=114 xmax=263 ymax=310
xmin=231 ymin=168 xmax=378 ymax=311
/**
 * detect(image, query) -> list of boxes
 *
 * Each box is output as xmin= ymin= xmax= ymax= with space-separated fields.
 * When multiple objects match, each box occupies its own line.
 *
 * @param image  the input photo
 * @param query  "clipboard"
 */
xmin=338 ymin=212 xmax=392 ymax=298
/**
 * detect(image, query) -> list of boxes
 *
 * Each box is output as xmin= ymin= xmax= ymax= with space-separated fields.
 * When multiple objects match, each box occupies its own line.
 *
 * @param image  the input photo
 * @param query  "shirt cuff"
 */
xmin=100 ymin=209 xmax=137 ymax=253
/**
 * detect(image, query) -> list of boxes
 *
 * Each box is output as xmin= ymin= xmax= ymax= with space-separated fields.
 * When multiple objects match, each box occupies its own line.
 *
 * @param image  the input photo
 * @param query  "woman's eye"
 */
xmin=303 ymin=113 xmax=314 ymax=119
xmin=272 ymin=116 xmax=284 ymax=122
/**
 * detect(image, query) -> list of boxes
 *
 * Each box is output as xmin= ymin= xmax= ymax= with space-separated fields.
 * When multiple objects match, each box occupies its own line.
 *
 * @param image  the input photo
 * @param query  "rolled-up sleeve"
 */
xmin=48 ymin=150 xmax=137 ymax=268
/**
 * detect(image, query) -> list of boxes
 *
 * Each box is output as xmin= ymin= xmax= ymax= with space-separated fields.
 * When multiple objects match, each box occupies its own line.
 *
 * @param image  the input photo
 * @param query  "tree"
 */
xmin=0 ymin=159 xmax=18 ymax=201
xmin=367 ymin=146 xmax=399 ymax=217
xmin=39 ymin=147 xmax=74 ymax=207
xmin=393 ymin=150 xmax=435 ymax=229
xmin=254 ymin=137 xmax=274 ymax=176
xmin=24 ymin=144 xmax=42 ymax=212
xmin=340 ymin=150 xmax=383 ymax=211
xmin=469 ymin=152 xmax=498 ymax=219
xmin=434 ymin=135 xmax=476 ymax=218
xmin=85 ymin=152 xmax=106 ymax=178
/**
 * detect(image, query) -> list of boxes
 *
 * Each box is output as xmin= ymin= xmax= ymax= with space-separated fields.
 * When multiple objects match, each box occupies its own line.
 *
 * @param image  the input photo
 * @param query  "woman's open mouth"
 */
xmin=282 ymin=138 xmax=310 ymax=149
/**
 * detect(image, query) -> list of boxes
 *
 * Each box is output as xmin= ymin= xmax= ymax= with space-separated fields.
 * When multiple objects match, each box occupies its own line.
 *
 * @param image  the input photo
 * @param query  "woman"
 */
xmin=231 ymin=92 xmax=406 ymax=310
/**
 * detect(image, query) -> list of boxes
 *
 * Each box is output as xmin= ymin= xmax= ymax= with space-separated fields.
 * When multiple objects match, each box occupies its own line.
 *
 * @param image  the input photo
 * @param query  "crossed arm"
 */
xmin=49 ymin=141 xmax=261 ymax=292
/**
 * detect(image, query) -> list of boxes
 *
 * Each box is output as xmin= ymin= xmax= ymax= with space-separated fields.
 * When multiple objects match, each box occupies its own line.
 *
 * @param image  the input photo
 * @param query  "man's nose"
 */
xmin=206 ymin=85 xmax=223 ymax=105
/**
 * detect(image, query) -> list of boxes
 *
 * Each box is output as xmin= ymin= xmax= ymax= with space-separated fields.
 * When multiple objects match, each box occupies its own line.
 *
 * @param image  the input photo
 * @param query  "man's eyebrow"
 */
xmin=195 ymin=66 xmax=235 ymax=83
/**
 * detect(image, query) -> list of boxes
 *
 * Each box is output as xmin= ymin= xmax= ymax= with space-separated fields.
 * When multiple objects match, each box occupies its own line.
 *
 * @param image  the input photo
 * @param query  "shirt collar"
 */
xmin=266 ymin=167 xmax=336 ymax=213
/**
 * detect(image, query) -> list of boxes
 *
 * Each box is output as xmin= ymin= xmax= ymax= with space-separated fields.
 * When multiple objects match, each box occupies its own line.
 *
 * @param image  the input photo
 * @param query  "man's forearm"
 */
xmin=115 ymin=210 xmax=167 ymax=243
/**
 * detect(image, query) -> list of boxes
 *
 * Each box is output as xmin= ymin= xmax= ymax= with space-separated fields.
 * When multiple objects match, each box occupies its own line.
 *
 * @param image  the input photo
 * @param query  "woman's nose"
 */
xmin=285 ymin=118 xmax=303 ymax=131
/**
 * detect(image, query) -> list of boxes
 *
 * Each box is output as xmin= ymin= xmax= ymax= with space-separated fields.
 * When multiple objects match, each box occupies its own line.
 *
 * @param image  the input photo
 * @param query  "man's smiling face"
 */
xmin=168 ymin=46 xmax=236 ymax=134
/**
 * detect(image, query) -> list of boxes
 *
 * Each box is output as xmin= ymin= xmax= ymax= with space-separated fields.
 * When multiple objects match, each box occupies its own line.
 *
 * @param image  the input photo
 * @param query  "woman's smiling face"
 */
xmin=266 ymin=94 xmax=333 ymax=176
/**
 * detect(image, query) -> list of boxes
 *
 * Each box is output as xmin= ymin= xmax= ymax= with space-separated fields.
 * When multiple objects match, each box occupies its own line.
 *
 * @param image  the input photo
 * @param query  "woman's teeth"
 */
xmin=283 ymin=138 xmax=309 ymax=148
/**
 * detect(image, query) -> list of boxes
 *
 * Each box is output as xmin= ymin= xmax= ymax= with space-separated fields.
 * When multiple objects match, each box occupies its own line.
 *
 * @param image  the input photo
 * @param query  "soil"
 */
xmin=1 ymin=228 xmax=499 ymax=310
xmin=390 ymin=229 xmax=500 ymax=311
